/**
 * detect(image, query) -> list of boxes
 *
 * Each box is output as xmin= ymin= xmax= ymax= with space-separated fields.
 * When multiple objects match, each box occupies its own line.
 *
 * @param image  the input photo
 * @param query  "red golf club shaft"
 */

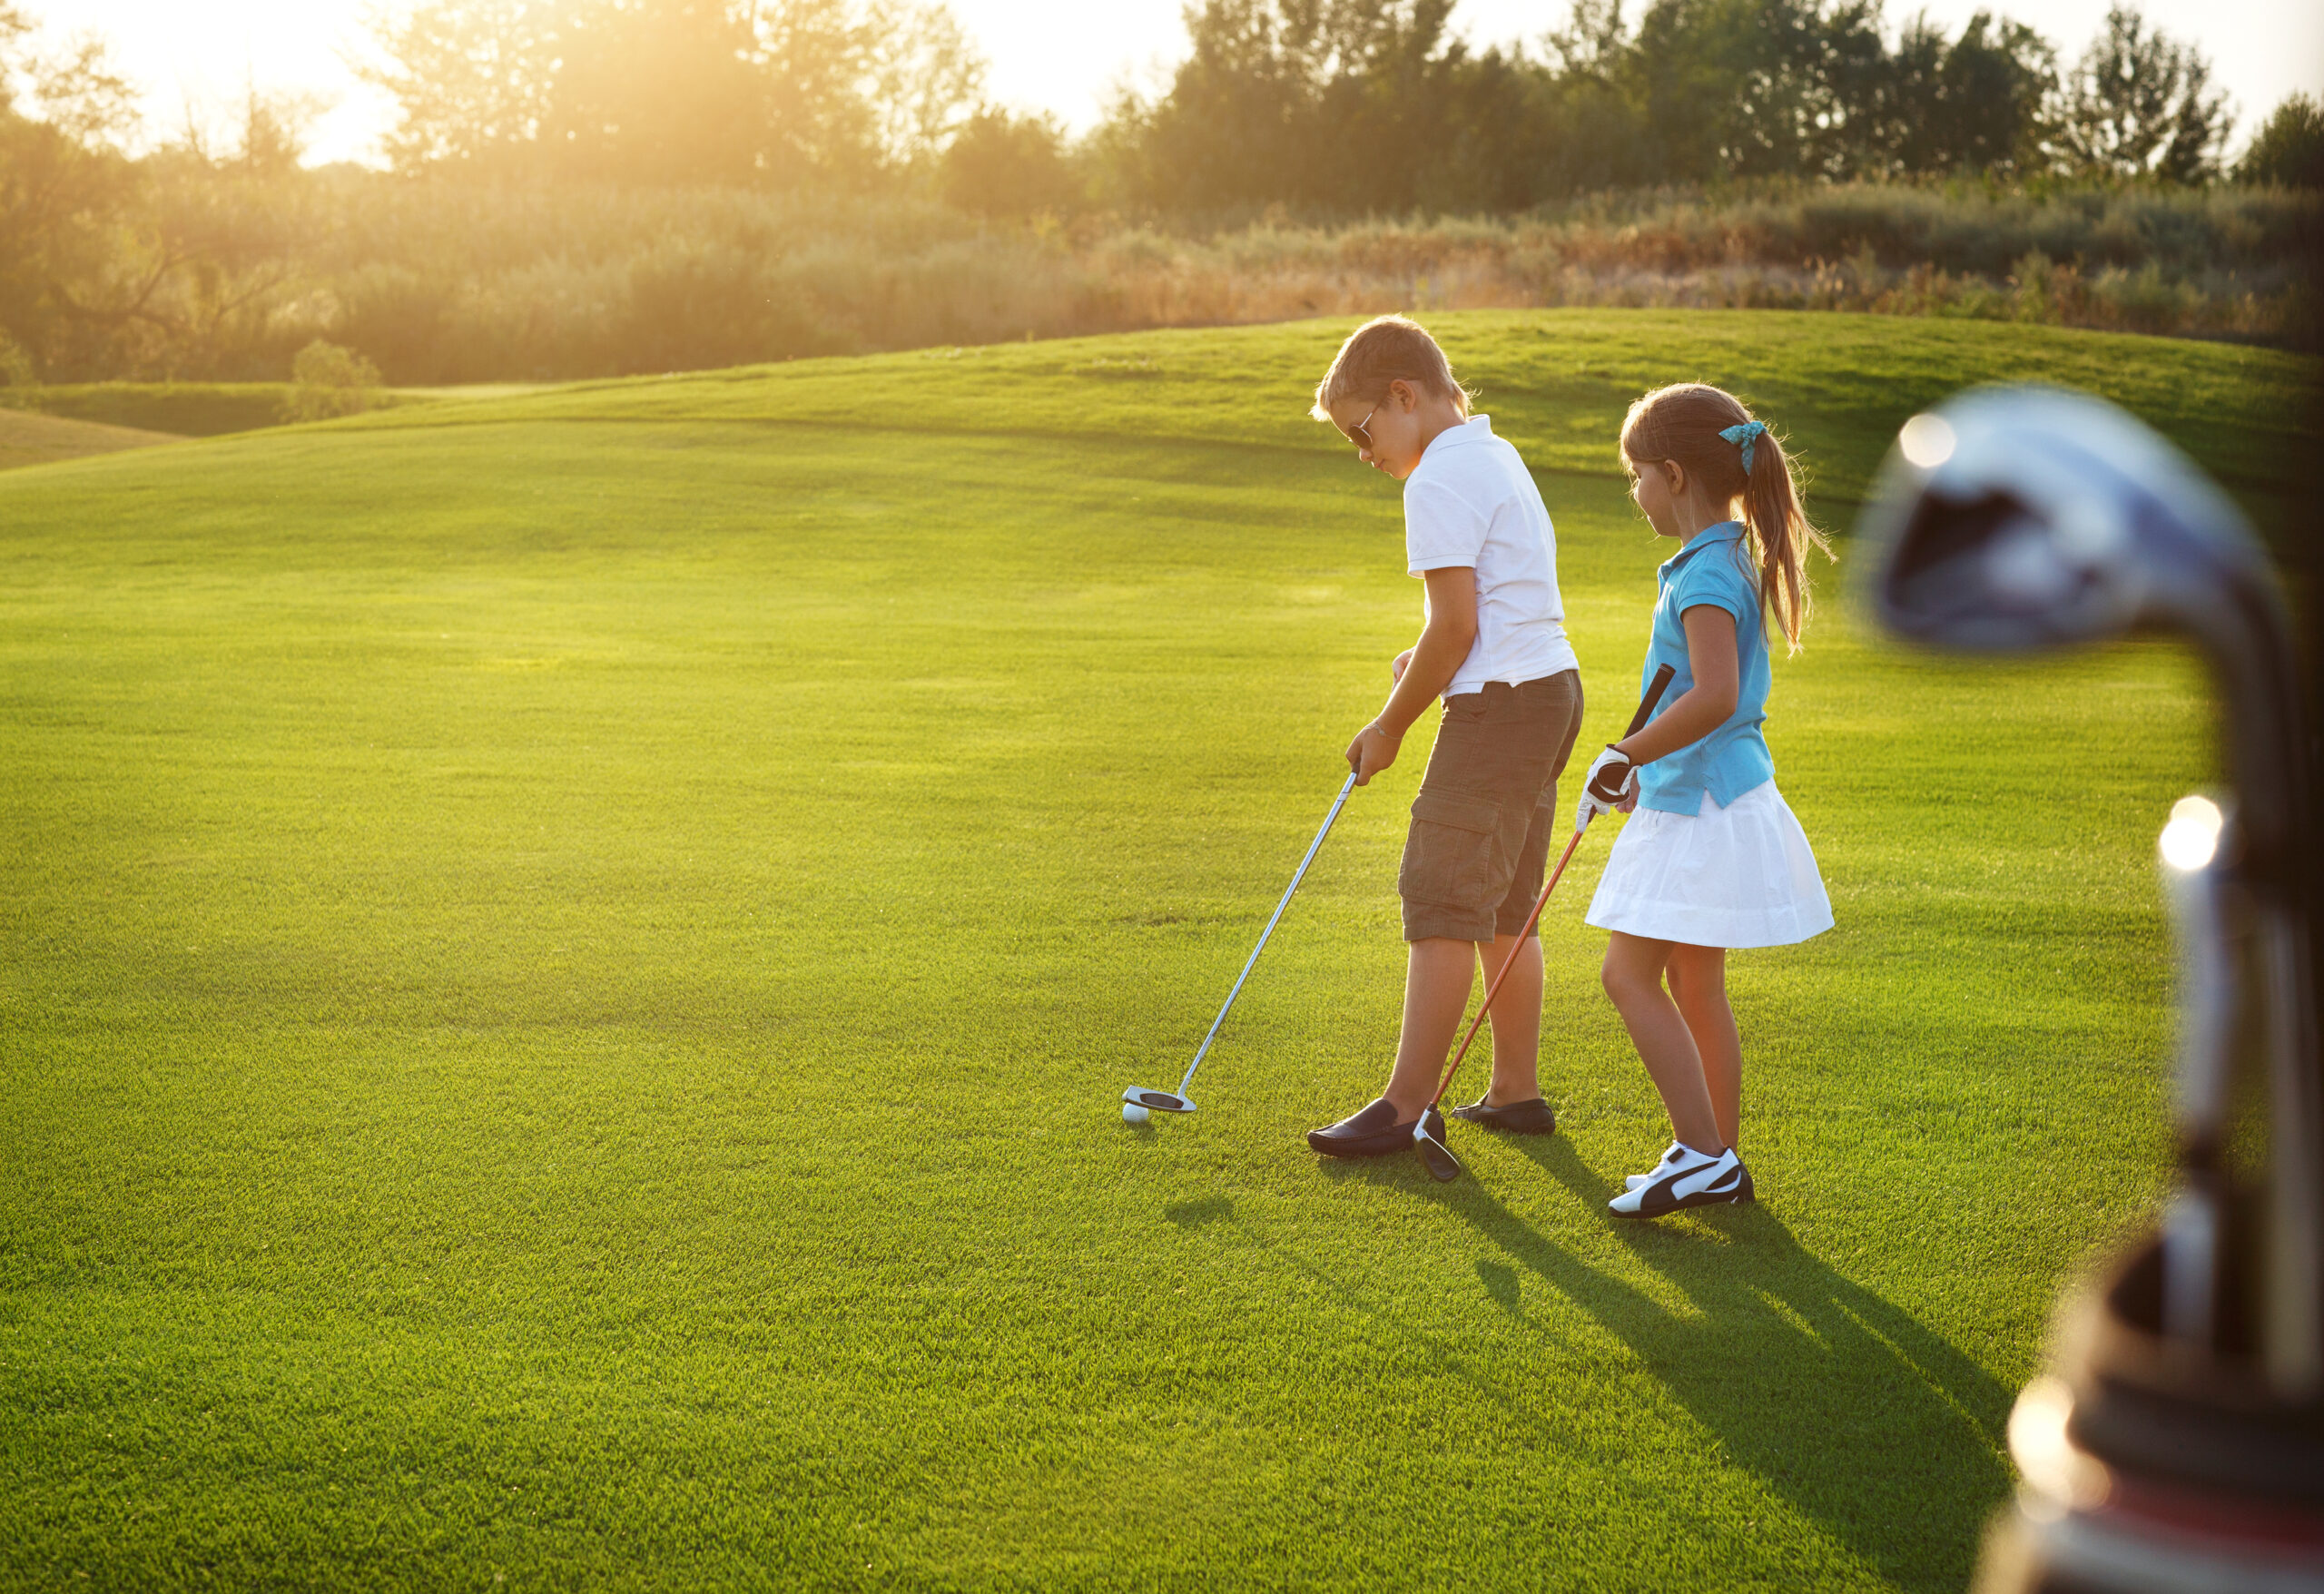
xmin=1425 ymin=661 xmax=1676 ymax=1113
xmin=1426 ymin=824 xmax=1587 ymax=1112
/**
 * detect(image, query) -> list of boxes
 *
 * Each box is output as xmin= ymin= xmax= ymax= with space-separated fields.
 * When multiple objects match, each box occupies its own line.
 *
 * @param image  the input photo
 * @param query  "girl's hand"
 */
xmin=1390 ymin=648 xmax=1414 ymax=684
xmin=1345 ymin=722 xmax=1403 ymax=785
xmin=1574 ymin=745 xmax=1639 ymax=826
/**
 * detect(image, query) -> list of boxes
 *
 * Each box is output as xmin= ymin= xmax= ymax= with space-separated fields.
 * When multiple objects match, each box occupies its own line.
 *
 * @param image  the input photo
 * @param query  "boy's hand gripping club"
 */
xmin=1413 ymin=664 xmax=1679 ymax=1182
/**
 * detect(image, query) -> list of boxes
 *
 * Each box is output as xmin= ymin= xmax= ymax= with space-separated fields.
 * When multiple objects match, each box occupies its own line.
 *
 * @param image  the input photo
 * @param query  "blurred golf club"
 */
xmin=1858 ymin=385 xmax=2324 ymax=1591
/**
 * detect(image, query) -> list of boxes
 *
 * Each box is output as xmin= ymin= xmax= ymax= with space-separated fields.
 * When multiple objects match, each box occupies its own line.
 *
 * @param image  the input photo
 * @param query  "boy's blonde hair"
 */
xmin=1309 ymin=314 xmax=1472 ymax=423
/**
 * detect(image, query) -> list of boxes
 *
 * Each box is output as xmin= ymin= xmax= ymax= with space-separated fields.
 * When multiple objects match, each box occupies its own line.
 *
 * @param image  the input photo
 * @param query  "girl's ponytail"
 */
xmin=1620 ymin=383 xmax=1834 ymax=653
xmin=1738 ymin=423 xmax=1827 ymax=651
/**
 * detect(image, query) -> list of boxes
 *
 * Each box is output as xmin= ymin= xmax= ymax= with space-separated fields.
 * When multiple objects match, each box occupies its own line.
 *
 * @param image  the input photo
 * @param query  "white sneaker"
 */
xmin=1620 ymin=1141 xmax=1697 ymax=1192
xmin=1609 ymin=1142 xmax=1753 ymax=1217
xmin=1624 ymin=1144 xmax=1758 ymax=1196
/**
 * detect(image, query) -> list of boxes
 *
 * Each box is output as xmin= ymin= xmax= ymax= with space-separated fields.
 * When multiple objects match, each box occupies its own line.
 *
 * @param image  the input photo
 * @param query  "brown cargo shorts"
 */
xmin=1399 ymin=669 xmax=1586 ymax=944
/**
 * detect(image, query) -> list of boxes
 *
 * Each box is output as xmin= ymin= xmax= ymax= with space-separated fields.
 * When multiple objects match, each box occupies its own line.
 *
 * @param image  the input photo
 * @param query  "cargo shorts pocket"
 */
xmin=1398 ymin=791 xmax=1503 ymax=910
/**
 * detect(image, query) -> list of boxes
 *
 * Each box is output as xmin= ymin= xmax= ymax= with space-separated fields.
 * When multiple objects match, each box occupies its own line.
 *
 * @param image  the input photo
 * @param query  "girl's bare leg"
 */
xmin=1600 ymin=930 xmax=1723 ymax=1155
xmin=1480 ymin=930 xmax=1543 ymax=1105
xmin=1666 ymin=944 xmax=1741 ymax=1149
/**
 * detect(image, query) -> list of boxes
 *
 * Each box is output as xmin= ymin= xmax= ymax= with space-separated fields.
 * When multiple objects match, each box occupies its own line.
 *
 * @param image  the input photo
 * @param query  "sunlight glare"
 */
xmin=1896 ymin=413 xmax=1956 ymax=470
xmin=2159 ymin=794 xmax=2225 ymax=873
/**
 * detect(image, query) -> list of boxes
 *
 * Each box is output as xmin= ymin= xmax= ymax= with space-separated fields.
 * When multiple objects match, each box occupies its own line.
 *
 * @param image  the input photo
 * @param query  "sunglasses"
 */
xmin=1347 ymin=405 xmax=1378 ymax=452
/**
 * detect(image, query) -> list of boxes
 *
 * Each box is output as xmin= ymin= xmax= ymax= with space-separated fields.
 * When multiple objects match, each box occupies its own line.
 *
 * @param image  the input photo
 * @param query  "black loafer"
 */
xmin=1447 ymin=1095 xmax=1558 ymax=1136
xmin=1306 ymin=1097 xmax=1447 ymax=1158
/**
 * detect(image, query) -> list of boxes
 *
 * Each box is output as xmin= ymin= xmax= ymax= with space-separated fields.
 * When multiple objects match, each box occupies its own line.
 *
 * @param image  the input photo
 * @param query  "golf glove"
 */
xmin=1575 ymin=745 xmax=1639 ymax=826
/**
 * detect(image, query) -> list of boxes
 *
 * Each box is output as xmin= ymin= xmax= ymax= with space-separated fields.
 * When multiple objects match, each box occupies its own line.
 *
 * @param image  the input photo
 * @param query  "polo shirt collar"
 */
xmin=1661 ymin=519 xmax=1745 ymax=574
xmin=1418 ymin=414 xmax=1492 ymax=464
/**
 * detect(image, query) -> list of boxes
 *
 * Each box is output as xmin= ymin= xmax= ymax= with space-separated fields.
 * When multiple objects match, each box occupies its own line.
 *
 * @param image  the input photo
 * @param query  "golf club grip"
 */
xmin=1623 ymin=664 xmax=1679 ymax=739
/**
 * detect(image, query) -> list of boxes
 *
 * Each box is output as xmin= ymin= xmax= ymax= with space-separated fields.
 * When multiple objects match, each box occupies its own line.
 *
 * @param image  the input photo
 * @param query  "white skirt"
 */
xmin=1584 ymin=782 xmax=1833 ymax=949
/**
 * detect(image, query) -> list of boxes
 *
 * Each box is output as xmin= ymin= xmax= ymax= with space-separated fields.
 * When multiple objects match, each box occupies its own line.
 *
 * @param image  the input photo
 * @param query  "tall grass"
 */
xmin=42 ymin=177 xmax=2324 ymax=384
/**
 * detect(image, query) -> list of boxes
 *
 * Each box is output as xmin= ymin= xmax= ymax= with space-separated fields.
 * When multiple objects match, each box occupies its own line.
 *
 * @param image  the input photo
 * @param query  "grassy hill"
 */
xmin=6 ymin=383 xmax=460 ymax=445
xmin=0 ymin=408 xmax=183 ymax=471
xmin=1 ymin=310 xmax=2312 ymax=1591
xmin=375 ymin=310 xmax=2309 ymax=543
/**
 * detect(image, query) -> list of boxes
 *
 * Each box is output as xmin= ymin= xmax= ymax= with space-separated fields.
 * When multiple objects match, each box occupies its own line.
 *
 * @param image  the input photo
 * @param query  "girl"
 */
xmin=1575 ymin=384 xmax=1834 ymax=1218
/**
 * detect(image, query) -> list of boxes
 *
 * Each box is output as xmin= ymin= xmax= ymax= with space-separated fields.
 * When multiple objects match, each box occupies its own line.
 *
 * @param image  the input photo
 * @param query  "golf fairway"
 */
xmin=2 ymin=310 xmax=2313 ymax=1590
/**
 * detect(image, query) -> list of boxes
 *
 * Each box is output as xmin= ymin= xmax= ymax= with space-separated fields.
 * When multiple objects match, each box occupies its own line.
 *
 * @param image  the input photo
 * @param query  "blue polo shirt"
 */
xmin=1635 ymin=522 xmax=1775 ymax=815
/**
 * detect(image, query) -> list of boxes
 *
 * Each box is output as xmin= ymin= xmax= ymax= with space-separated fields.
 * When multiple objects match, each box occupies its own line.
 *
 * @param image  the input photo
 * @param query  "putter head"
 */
xmin=1122 ymin=1087 xmax=1195 ymax=1115
xmin=1414 ymin=1117 xmax=1462 ymax=1183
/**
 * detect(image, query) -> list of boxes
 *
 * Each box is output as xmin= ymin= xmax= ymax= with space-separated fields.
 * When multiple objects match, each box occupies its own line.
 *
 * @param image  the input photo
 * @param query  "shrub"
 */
xmin=284 ymin=339 xmax=383 ymax=420
xmin=14 ymin=174 xmax=2321 ymax=386
xmin=0 ymin=328 xmax=37 ymax=392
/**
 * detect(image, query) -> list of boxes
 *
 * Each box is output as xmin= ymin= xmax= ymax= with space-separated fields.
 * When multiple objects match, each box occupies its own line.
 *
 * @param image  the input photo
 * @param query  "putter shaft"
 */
xmin=1176 ymin=772 xmax=1360 ymax=1099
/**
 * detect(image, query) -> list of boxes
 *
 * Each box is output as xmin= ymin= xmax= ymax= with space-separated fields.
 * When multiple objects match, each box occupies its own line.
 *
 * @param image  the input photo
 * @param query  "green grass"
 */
xmin=0 ymin=408 xmax=182 ymax=471
xmin=0 ymin=310 xmax=2308 ymax=1590
xmin=7 ymin=384 xmax=436 ymax=438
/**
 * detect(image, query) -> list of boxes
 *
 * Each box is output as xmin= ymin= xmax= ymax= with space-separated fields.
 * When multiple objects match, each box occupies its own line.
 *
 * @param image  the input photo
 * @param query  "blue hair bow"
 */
xmin=1719 ymin=419 xmax=1767 ymax=473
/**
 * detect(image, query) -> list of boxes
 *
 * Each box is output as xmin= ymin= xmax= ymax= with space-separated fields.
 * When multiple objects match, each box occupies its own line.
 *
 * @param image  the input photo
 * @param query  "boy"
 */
xmin=1306 ymin=315 xmax=1585 ymax=1156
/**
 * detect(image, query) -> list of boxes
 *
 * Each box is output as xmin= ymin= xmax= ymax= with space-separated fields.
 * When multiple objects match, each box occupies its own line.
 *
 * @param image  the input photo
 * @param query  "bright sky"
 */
xmin=25 ymin=0 xmax=2324 ymax=166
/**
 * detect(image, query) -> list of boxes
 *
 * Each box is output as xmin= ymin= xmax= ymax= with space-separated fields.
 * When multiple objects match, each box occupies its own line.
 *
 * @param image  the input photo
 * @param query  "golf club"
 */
xmin=1120 ymin=771 xmax=1360 ymax=1121
xmin=1856 ymin=385 xmax=2323 ymax=1591
xmin=1414 ymin=663 xmax=1678 ymax=1182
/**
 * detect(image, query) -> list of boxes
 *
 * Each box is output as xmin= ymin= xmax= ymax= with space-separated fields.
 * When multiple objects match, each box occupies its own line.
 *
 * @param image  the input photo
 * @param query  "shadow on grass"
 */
xmin=1164 ymin=1194 xmax=1235 ymax=1228
xmin=1317 ymin=1141 xmax=2013 ymax=1592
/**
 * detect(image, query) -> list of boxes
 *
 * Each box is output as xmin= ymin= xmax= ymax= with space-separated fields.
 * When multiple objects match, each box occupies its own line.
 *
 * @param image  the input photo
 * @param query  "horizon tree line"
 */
xmin=0 ymin=0 xmax=2317 ymax=385
xmin=357 ymin=0 xmax=2305 ymax=210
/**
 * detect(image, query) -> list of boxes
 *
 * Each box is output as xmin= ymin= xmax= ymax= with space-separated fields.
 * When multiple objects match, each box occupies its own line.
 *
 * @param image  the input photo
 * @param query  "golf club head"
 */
xmin=1122 ymin=1087 xmax=1195 ymax=1115
xmin=1856 ymin=383 xmax=2303 ymax=870
xmin=1858 ymin=384 xmax=2269 ymax=655
xmin=1414 ymin=1119 xmax=1462 ymax=1183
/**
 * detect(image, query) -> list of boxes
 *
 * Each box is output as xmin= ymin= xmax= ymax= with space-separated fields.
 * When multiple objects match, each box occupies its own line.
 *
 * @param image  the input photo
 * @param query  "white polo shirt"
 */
xmin=1403 ymin=414 xmax=1579 ymax=700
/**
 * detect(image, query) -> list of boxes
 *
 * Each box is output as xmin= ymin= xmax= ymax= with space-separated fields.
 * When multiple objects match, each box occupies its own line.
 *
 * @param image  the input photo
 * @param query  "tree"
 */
xmin=170 ymin=82 xmax=330 ymax=174
xmin=358 ymin=0 xmax=563 ymax=168
xmin=1572 ymin=0 xmax=1953 ymax=184
xmin=749 ymin=0 xmax=883 ymax=178
xmin=1131 ymin=0 xmax=1331 ymax=213
xmin=0 ymin=3 xmax=136 ymax=143
xmin=1127 ymin=0 xmax=1464 ymax=215
xmin=2237 ymin=93 xmax=2323 ymax=189
xmin=940 ymin=108 xmax=1077 ymax=218
xmin=359 ymin=0 xmax=984 ymax=185
xmin=0 ymin=5 xmax=146 ymax=378
xmin=866 ymin=1 xmax=984 ymax=165
xmin=547 ymin=0 xmax=770 ymax=183
xmin=1880 ymin=10 xmax=2053 ymax=177
xmin=2052 ymin=4 xmax=2231 ymax=182
xmin=1533 ymin=0 xmax=1655 ymax=192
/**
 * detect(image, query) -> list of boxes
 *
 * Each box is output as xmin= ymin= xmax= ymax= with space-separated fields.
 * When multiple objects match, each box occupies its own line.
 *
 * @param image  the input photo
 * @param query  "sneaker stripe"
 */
xmin=1612 ymin=1150 xmax=1753 ymax=1217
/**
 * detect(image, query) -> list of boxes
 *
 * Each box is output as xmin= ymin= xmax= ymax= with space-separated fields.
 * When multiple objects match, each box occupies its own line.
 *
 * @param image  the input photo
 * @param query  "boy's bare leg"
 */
xmin=1381 ymin=937 xmax=1480 ymax=1117
xmin=1665 ymin=944 xmax=1740 ymax=1149
xmin=1480 ymin=930 xmax=1543 ymax=1105
xmin=1600 ymin=931 xmax=1723 ymax=1155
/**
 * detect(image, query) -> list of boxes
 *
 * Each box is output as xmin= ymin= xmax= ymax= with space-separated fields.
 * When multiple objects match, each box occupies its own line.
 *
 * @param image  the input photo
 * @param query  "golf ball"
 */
xmin=1122 ymin=1102 xmax=1149 ymax=1125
